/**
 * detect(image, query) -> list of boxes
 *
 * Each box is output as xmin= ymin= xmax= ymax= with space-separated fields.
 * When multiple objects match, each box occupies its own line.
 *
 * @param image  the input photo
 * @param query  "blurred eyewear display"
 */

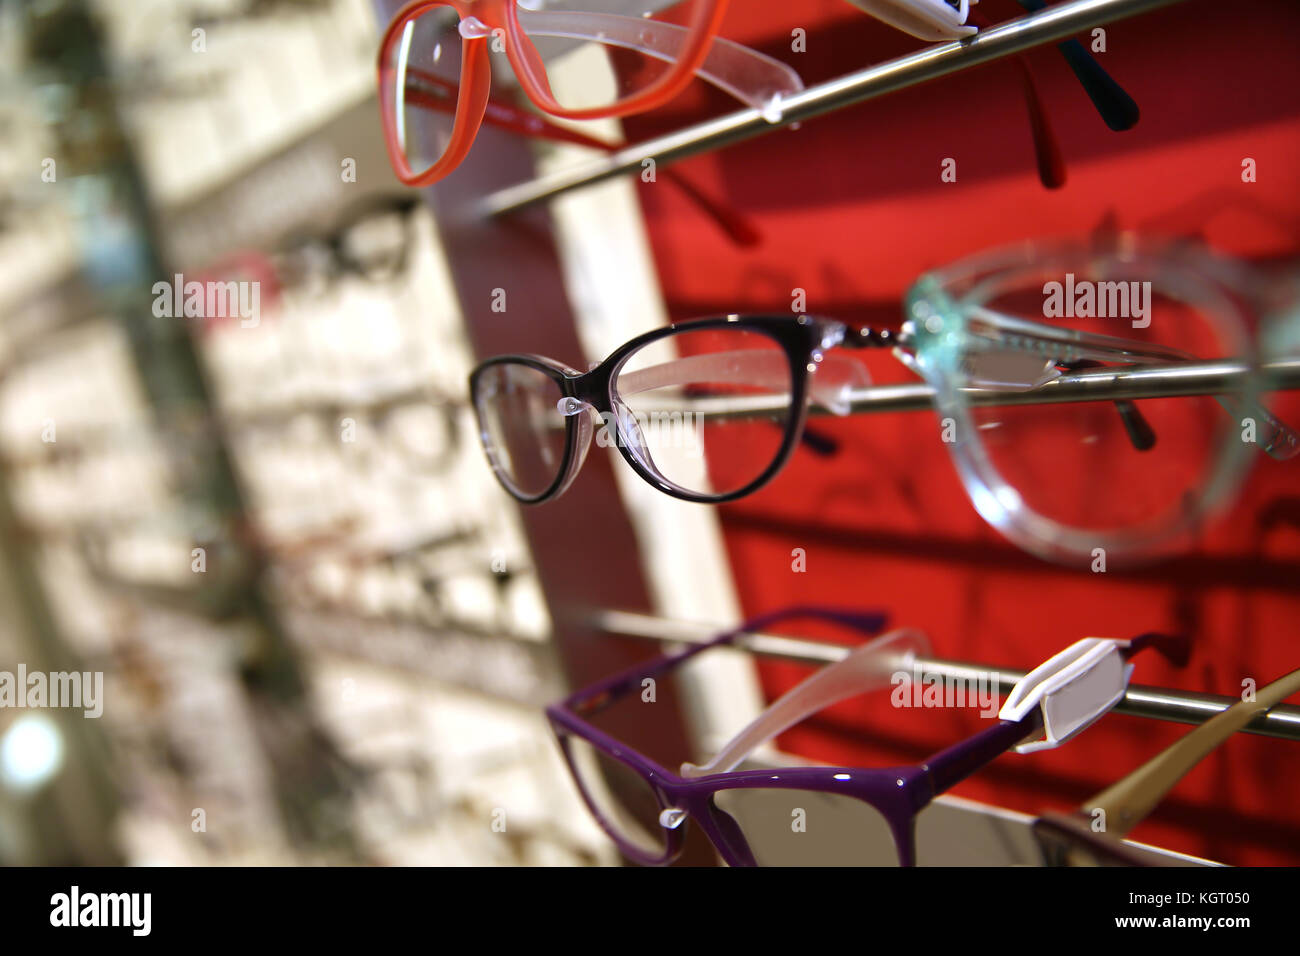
xmin=275 ymin=195 xmax=427 ymax=290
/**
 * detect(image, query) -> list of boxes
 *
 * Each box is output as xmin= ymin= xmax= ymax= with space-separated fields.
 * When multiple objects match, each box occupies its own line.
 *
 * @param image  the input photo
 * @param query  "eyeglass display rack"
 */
xmin=0 ymin=0 xmax=1293 ymax=867
xmin=374 ymin=0 xmax=1300 ymax=867
xmin=599 ymin=611 xmax=1300 ymax=742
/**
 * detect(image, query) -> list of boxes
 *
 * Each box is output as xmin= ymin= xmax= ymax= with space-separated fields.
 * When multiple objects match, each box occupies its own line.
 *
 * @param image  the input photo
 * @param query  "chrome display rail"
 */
xmin=597 ymin=610 xmax=1300 ymax=742
xmin=633 ymin=358 xmax=1300 ymax=421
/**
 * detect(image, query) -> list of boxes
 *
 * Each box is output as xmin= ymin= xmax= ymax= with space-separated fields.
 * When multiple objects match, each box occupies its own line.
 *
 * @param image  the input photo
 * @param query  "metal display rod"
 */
xmin=835 ymin=358 xmax=1300 ymax=416
xmin=661 ymin=358 xmax=1300 ymax=421
xmin=596 ymin=610 xmax=1300 ymax=742
xmin=481 ymin=0 xmax=1186 ymax=216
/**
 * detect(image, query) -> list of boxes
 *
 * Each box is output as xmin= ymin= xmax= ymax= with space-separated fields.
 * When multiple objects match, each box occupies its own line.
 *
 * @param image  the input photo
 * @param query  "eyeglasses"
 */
xmin=469 ymin=236 xmax=1298 ymax=564
xmin=470 ymin=313 xmax=861 ymax=504
xmin=1033 ymin=665 xmax=1300 ymax=866
xmin=377 ymin=0 xmax=803 ymax=187
xmin=903 ymin=236 xmax=1297 ymax=563
xmin=547 ymin=606 xmax=1179 ymax=866
xmin=378 ymin=2 xmax=1140 ymax=191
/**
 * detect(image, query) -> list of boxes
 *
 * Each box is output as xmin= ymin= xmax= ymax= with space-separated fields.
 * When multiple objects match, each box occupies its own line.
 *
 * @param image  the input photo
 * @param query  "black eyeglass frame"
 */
xmin=468 ymin=314 xmax=867 ymax=505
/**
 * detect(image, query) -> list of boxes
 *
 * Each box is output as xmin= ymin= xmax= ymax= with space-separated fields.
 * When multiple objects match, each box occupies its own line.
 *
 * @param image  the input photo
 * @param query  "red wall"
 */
xmin=624 ymin=0 xmax=1300 ymax=865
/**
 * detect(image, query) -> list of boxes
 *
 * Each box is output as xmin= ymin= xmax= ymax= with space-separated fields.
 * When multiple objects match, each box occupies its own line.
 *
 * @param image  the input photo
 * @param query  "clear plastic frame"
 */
xmin=903 ymin=236 xmax=1288 ymax=565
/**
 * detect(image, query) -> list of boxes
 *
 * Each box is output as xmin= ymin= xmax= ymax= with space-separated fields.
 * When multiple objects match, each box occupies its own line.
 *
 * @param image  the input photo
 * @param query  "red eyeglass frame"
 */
xmin=377 ymin=0 xmax=730 ymax=187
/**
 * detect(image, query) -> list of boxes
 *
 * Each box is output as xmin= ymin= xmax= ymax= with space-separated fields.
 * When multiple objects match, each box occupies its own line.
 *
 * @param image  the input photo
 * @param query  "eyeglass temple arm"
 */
xmin=1120 ymin=631 xmax=1190 ymax=667
xmin=1083 ymin=666 xmax=1300 ymax=839
xmin=895 ymin=304 xmax=1155 ymax=450
xmin=679 ymin=628 xmax=933 ymax=778
xmin=960 ymin=6 xmax=1066 ymax=190
xmin=613 ymin=348 xmax=868 ymax=458
xmin=1010 ymin=53 xmax=1066 ymax=190
xmin=1012 ymin=0 xmax=1140 ymax=131
xmin=514 ymin=11 xmax=804 ymax=116
xmin=922 ymin=710 xmax=1046 ymax=796
xmin=402 ymin=72 xmax=760 ymax=247
xmin=969 ymin=306 xmax=1300 ymax=461
xmin=616 ymin=349 xmax=872 ymax=417
xmin=562 ymin=607 xmax=890 ymax=717
xmin=1056 ymin=358 xmax=1155 ymax=450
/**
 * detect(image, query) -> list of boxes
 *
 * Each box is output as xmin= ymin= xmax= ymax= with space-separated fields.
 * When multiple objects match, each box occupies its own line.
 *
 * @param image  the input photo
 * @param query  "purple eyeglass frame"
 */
xmin=546 ymin=606 xmax=1175 ymax=867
